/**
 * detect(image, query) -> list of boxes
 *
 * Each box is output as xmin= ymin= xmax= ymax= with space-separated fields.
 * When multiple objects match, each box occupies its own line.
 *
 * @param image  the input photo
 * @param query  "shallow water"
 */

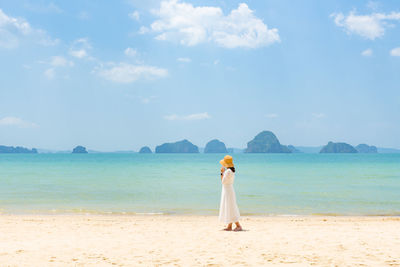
xmin=0 ymin=153 xmax=399 ymax=215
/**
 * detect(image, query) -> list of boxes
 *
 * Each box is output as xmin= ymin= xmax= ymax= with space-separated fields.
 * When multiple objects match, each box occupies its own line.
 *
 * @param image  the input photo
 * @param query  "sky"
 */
xmin=0 ymin=0 xmax=399 ymax=151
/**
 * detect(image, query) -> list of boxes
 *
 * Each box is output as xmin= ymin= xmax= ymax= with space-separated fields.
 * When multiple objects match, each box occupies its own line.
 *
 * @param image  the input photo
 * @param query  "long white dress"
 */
xmin=219 ymin=169 xmax=240 ymax=224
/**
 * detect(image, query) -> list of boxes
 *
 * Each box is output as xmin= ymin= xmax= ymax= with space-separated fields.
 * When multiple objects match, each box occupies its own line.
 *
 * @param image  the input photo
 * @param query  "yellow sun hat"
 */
xmin=220 ymin=155 xmax=234 ymax=168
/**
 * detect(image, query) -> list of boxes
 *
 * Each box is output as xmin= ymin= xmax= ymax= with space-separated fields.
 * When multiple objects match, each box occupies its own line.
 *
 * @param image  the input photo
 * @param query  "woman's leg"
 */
xmin=233 ymin=221 xmax=242 ymax=231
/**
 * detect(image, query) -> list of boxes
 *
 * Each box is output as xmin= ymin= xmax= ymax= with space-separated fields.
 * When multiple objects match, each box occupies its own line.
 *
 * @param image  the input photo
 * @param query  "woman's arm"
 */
xmin=220 ymin=167 xmax=225 ymax=181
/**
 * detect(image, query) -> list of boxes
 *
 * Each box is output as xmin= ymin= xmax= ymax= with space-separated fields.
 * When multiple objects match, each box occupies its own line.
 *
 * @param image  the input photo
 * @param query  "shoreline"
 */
xmin=2 ymin=210 xmax=400 ymax=217
xmin=0 ymin=213 xmax=400 ymax=222
xmin=1 ymin=215 xmax=399 ymax=266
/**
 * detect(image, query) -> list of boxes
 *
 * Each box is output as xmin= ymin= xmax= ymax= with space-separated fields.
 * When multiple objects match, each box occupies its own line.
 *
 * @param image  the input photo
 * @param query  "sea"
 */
xmin=0 ymin=153 xmax=399 ymax=216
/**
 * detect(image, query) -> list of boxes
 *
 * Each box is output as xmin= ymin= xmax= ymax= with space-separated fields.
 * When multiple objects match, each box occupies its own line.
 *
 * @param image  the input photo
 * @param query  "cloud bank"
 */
xmin=96 ymin=63 xmax=168 ymax=83
xmin=146 ymin=1 xmax=280 ymax=48
xmin=0 ymin=117 xmax=38 ymax=128
xmin=331 ymin=11 xmax=400 ymax=40
xmin=0 ymin=8 xmax=58 ymax=48
xmin=124 ymin=47 xmax=138 ymax=57
xmin=390 ymin=47 xmax=400 ymax=56
xmin=177 ymin=57 xmax=191 ymax=62
xmin=69 ymin=38 xmax=91 ymax=59
xmin=361 ymin=48 xmax=373 ymax=57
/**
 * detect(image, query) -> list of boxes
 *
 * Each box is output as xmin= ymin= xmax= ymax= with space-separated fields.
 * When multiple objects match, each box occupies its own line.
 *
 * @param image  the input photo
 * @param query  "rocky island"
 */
xmin=288 ymin=145 xmax=302 ymax=153
xmin=155 ymin=140 xmax=199 ymax=153
xmin=72 ymin=146 xmax=88 ymax=154
xmin=0 ymin=145 xmax=37 ymax=153
xmin=245 ymin=131 xmax=291 ymax=153
xmin=320 ymin=142 xmax=357 ymax=153
xmin=204 ymin=139 xmax=228 ymax=153
xmin=355 ymin=144 xmax=378 ymax=153
xmin=139 ymin=146 xmax=152 ymax=153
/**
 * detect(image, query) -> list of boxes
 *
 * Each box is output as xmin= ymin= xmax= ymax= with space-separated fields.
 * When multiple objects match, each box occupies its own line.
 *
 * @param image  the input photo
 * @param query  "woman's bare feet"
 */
xmin=223 ymin=223 xmax=233 ymax=231
xmin=233 ymin=222 xmax=242 ymax=231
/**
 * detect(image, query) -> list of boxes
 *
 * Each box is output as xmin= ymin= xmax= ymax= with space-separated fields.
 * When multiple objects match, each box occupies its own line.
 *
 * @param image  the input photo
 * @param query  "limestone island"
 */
xmin=155 ymin=139 xmax=199 ymax=153
xmin=204 ymin=139 xmax=228 ymax=153
xmin=72 ymin=146 xmax=88 ymax=154
xmin=287 ymin=145 xmax=302 ymax=153
xmin=355 ymin=144 xmax=378 ymax=153
xmin=0 ymin=145 xmax=37 ymax=153
xmin=139 ymin=146 xmax=152 ymax=153
xmin=245 ymin=131 xmax=291 ymax=153
xmin=320 ymin=142 xmax=357 ymax=153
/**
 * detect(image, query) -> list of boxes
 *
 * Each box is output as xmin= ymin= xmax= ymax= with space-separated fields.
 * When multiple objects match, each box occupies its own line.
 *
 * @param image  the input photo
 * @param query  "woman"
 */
xmin=219 ymin=155 xmax=242 ymax=231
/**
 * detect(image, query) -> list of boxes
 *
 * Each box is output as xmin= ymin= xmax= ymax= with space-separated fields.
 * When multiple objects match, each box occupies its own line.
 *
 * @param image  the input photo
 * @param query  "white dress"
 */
xmin=219 ymin=169 xmax=240 ymax=224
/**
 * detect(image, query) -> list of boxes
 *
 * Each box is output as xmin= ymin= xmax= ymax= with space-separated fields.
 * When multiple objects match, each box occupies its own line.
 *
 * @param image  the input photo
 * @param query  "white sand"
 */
xmin=1 ymin=215 xmax=400 ymax=266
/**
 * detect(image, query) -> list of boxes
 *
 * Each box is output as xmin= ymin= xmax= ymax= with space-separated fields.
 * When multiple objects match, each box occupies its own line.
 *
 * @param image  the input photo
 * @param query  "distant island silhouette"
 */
xmin=155 ymin=140 xmax=199 ymax=153
xmin=288 ymin=145 xmax=302 ymax=153
xmin=139 ymin=146 xmax=152 ymax=153
xmin=204 ymin=139 xmax=227 ymax=153
xmin=355 ymin=144 xmax=378 ymax=153
xmin=245 ymin=131 xmax=291 ymax=153
xmin=320 ymin=142 xmax=358 ymax=153
xmin=72 ymin=146 xmax=88 ymax=154
xmin=0 ymin=145 xmax=37 ymax=154
xmin=1 ymin=130 xmax=399 ymax=153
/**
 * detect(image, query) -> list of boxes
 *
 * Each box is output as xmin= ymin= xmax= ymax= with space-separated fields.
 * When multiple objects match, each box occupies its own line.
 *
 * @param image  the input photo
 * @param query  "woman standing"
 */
xmin=219 ymin=155 xmax=242 ymax=231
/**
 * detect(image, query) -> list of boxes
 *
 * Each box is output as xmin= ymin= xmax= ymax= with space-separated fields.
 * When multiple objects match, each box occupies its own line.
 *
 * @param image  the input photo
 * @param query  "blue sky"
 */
xmin=0 ymin=0 xmax=399 ymax=151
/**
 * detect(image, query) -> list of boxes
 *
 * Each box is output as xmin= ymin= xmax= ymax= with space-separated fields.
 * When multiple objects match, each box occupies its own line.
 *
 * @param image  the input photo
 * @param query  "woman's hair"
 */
xmin=228 ymin=167 xmax=235 ymax=173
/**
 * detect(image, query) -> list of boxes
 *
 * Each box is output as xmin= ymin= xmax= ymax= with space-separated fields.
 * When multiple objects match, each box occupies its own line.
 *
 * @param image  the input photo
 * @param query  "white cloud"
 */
xmin=69 ymin=49 xmax=87 ymax=58
xmin=69 ymin=38 xmax=91 ymax=58
xmin=0 ymin=117 xmax=38 ymax=128
xmin=147 ymin=1 xmax=280 ymax=48
xmin=0 ymin=8 xmax=58 ymax=48
xmin=0 ymin=9 xmax=32 ymax=35
xmin=390 ymin=47 xmax=400 ymax=56
xmin=139 ymin=26 xmax=150 ymax=34
xmin=124 ymin=47 xmax=138 ymax=57
xmin=37 ymin=33 xmax=59 ymax=46
xmin=129 ymin=11 xmax=140 ymax=21
xmin=39 ymin=56 xmax=73 ymax=79
xmin=177 ymin=57 xmax=191 ymax=62
xmin=164 ymin=112 xmax=210 ymax=121
xmin=312 ymin=113 xmax=325 ymax=119
xmin=96 ymin=63 xmax=168 ymax=83
xmin=361 ymin=48 xmax=373 ymax=57
xmin=265 ymin=113 xmax=278 ymax=118
xmin=331 ymin=11 xmax=400 ymax=40
xmin=44 ymin=68 xmax=55 ymax=79
xmin=164 ymin=114 xmax=179 ymax=120
xmin=38 ymin=56 xmax=74 ymax=80
xmin=50 ymin=56 xmax=74 ymax=67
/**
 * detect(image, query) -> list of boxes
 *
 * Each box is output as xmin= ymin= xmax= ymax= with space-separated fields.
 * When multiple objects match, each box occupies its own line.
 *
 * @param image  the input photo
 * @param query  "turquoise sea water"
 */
xmin=0 ymin=153 xmax=399 ymax=215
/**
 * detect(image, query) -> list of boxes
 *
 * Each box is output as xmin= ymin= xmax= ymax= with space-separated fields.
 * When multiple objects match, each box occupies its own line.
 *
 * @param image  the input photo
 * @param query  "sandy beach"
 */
xmin=0 ymin=215 xmax=399 ymax=266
